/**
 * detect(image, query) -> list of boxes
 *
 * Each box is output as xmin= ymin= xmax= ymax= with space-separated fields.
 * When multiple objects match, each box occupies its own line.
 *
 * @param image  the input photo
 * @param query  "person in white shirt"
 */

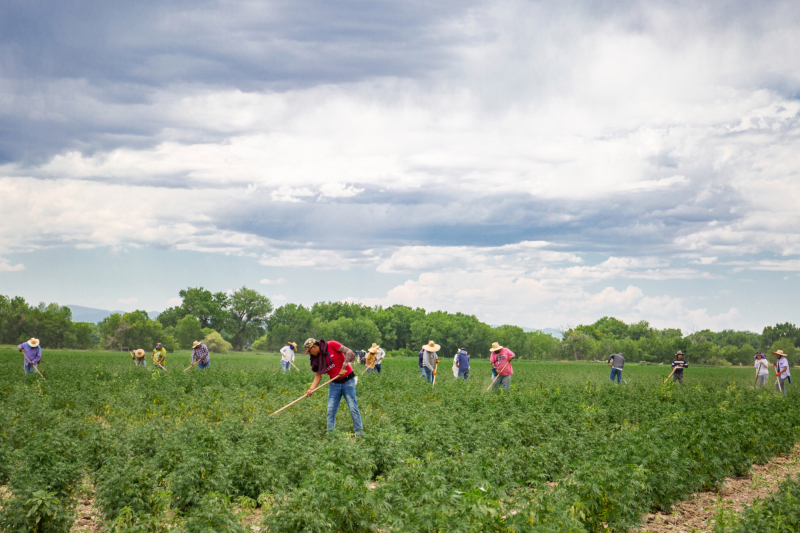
xmin=280 ymin=342 xmax=297 ymax=373
xmin=754 ymin=352 xmax=769 ymax=387
xmin=773 ymin=349 xmax=791 ymax=396
xmin=369 ymin=343 xmax=386 ymax=374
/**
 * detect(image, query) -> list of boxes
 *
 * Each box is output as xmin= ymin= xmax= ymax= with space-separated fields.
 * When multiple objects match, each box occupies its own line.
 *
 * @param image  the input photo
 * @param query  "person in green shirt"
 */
xmin=152 ymin=343 xmax=167 ymax=370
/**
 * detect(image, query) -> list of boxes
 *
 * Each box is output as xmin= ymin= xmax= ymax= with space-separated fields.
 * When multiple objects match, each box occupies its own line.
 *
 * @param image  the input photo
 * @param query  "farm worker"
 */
xmin=191 ymin=340 xmax=211 ymax=370
xmin=132 ymin=349 xmax=147 ymax=366
xmin=18 ymin=338 xmax=42 ymax=375
xmin=152 ymin=343 xmax=166 ymax=367
xmin=671 ymin=351 xmax=688 ymax=383
xmin=280 ymin=342 xmax=297 ymax=373
xmin=365 ymin=346 xmax=378 ymax=373
xmin=370 ymin=343 xmax=386 ymax=373
xmin=489 ymin=342 xmax=515 ymax=392
xmin=607 ymin=352 xmax=624 ymax=384
xmin=773 ymin=350 xmax=791 ymax=396
xmin=418 ymin=347 xmax=426 ymax=378
xmin=421 ymin=340 xmax=440 ymax=382
xmin=754 ymin=353 xmax=769 ymax=387
xmin=455 ymin=348 xmax=470 ymax=380
xmin=303 ymin=338 xmax=364 ymax=436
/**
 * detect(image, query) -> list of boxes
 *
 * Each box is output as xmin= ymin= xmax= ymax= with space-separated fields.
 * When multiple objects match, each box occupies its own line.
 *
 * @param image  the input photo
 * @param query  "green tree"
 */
xmin=265 ymin=304 xmax=314 ymax=351
xmin=320 ymin=316 xmax=381 ymax=351
xmin=225 ymin=287 xmax=273 ymax=350
xmin=761 ymin=323 xmax=800 ymax=351
xmin=179 ymin=287 xmax=230 ymax=331
xmin=73 ymin=322 xmax=95 ymax=349
xmin=174 ymin=315 xmax=204 ymax=349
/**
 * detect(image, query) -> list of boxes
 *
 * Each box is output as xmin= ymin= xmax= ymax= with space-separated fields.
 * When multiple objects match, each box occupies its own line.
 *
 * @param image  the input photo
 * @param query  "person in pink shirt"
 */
xmin=489 ymin=342 xmax=514 ymax=392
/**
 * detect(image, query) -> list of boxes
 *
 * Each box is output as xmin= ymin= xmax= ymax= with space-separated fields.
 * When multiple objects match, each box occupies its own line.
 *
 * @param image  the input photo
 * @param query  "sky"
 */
xmin=1 ymin=0 xmax=800 ymax=333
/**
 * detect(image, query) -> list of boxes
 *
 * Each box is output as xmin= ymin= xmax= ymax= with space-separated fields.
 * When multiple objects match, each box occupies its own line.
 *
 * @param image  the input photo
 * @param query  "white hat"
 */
xmin=422 ymin=340 xmax=441 ymax=352
xmin=28 ymin=338 xmax=40 ymax=347
xmin=490 ymin=342 xmax=503 ymax=352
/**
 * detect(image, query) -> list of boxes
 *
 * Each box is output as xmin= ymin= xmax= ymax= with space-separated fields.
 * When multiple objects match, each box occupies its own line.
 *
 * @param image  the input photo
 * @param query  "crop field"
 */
xmin=1 ymin=349 xmax=799 ymax=532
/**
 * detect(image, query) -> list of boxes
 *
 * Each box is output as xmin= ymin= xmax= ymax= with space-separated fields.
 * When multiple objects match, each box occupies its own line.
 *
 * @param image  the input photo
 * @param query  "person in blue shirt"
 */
xmin=18 ymin=338 xmax=42 ymax=375
xmin=455 ymin=348 xmax=470 ymax=380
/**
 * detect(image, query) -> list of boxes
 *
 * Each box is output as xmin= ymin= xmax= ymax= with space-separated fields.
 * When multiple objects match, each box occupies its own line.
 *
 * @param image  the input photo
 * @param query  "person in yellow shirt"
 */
xmin=152 ymin=342 xmax=167 ymax=370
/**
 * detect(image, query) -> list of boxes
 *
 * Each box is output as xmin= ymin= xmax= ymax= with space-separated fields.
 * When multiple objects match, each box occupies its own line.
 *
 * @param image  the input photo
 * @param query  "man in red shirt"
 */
xmin=304 ymin=338 xmax=364 ymax=435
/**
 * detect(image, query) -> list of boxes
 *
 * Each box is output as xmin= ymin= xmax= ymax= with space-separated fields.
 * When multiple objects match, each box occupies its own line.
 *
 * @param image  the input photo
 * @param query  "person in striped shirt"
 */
xmin=671 ymin=351 xmax=688 ymax=383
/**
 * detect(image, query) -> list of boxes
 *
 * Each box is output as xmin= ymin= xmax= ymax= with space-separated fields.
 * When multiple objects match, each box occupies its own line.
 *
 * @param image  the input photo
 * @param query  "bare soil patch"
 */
xmin=638 ymin=443 xmax=800 ymax=532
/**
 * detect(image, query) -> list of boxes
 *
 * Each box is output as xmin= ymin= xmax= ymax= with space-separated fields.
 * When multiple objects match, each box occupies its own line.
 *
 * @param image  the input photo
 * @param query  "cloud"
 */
xmin=0 ymin=259 xmax=24 ymax=272
xmin=259 ymin=278 xmax=286 ymax=285
xmin=117 ymin=297 xmax=139 ymax=304
xmin=165 ymin=297 xmax=183 ymax=306
xmin=272 ymin=294 xmax=288 ymax=301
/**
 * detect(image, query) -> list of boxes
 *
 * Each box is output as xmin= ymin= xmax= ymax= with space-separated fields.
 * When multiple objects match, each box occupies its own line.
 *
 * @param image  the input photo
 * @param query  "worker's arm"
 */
xmin=306 ymin=373 xmax=322 ymax=396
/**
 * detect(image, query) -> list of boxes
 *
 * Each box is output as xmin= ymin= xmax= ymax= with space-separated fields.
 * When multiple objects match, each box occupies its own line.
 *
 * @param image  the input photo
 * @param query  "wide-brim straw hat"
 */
xmin=192 ymin=340 xmax=202 ymax=348
xmin=371 ymin=342 xmax=379 ymax=349
xmin=28 ymin=338 xmax=40 ymax=347
xmin=288 ymin=342 xmax=297 ymax=350
xmin=422 ymin=340 xmax=441 ymax=352
xmin=135 ymin=349 xmax=145 ymax=357
xmin=368 ymin=347 xmax=379 ymax=354
xmin=773 ymin=349 xmax=787 ymax=357
xmin=490 ymin=342 xmax=503 ymax=352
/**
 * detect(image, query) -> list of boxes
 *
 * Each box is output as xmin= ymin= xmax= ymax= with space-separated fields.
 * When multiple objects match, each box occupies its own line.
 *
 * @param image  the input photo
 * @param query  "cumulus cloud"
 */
xmin=1 ymin=0 xmax=799 ymax=330
xmin=0 ymin=259 xmax=24 ymax=272
xmin=259 ymin=278 xmax=287 ymax=285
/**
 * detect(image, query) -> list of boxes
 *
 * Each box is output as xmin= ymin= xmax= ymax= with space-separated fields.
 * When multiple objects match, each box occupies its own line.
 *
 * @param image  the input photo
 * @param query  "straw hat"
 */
xmin=490 ymin=342 xmax=503 ymax=352
xmin=192 ymin=340 xmax=202 ymax=348
xmin=371 ymin=342 xmax=379 ymax=349
xmin=135 ymin=349 xmax=145 ymax=357
xmin=773 ymin=349 xmax=787 ymax=358
xmin=28 ymin=338 xmax=40 ymax=347
xmin=368 ymin=346 xmax=379 ymax=354
xmin=422 ymin=340 xmax=441 ymax=352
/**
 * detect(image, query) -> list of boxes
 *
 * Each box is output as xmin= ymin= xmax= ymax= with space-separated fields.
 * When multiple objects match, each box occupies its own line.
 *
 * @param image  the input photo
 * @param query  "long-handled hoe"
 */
xmin=486 ymin=360 xmax=511 ymax=392
xmin=432 ymin=357 xmax=440 ymax=387
xmin=23 ymin=353 xmax=46 ymax=380
xmin=151 ymin=357 xmax=168 ymax=371
xmin=290 ymin=361 xmax=301 ymax=372
xmin=183 ymin=360 xmax=200 ymax=372
xmin=361 ymin=361 xmax=376 ymax=375
xmin=663 ymin=368 xmax=676 ymax=384
xmin=270 ymin=378 xmax=336 ymax=417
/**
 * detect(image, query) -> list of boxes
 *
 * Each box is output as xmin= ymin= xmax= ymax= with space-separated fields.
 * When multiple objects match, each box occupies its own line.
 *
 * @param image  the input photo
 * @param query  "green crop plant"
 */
xmin=1 ymin=349 xmax=800 ymax=532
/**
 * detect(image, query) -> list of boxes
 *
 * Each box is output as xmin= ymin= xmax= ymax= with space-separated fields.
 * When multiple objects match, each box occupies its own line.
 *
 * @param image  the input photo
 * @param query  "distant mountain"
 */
xmin=67 ymin=305 xmax=161 ymax=323
xmin=524 ymin=327 xmax=562 ymax=339
xmin=491 ymin=325 xmax=563 ymax=339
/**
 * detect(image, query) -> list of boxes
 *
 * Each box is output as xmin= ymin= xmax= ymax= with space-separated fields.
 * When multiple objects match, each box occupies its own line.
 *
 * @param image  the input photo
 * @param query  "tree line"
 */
xmin=2 ymin=289 xmax=798 ymax=365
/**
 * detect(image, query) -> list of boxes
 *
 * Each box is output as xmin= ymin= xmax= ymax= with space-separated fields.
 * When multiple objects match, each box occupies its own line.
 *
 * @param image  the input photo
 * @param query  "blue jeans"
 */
xmin=24 ymin=362 xmax=37 ymax=374
xmin=327 ymin=379 xmax=363 ymax=434
xmin=492 ymin=374 xmax=510 ymax=392
xmin=281 ymin=360 xmax=291 ymax=373
xmin=458 ymin=369 xmax=469 ymax=380
xmin=135 ymin=358 xmax=146 ymax=366
xmin=423 ymin=367 xmax=433 ymax=382
xmin=420 ymin=367 xmax=426 ymax=378
xmin=375 ymin=363 xmax=382 ymax=374
xmin=778 ymin=376 xmax=790 ymax=396
xmin=198 ymin=360 xmax=210 ymax=370
xmin=610 ymin=368 xmax=622 ymax=383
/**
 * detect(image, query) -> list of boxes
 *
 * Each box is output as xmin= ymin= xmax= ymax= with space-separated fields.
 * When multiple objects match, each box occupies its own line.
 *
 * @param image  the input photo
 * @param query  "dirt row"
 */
xmin=638 ymin=443 xmax=800 ymax=532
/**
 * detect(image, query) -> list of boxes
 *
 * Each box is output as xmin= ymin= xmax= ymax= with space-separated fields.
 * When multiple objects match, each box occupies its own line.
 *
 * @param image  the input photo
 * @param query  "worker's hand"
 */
xmin=433 ymin=370 xmax=437 ymax=375
xmin=338 ymin=367 xmax=347 ymax=376
xmin=305 ymin=388 xmax=314 ymax=397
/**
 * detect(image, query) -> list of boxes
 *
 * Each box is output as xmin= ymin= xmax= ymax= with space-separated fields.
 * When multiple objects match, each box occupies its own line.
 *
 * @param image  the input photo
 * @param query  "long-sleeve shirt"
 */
xmin=280 ymin=346 xmax=295 ymax=362
xmin=192 ymin=343 xmax=210 ymax=364
xmin=375 ymin=348 xmax=386 ymax=364
xmin=777 ymin=358 xmax=791 ymax=378
xmin=456 ymin=350 xmax=470 ymax=370
xmin=18 ymin=342 xmax=42 ymax=364
xmin=422 ymin=350 xmax=438 ymax=371
xmin=671 ymin=358 xmax=688 ymax=373
xmin=418 ymin=349 xmax=424 ymax=369
xmin=607 ymin=353 xmax=624 ymax=370
xmin=490 ymin=348 xmax=515 ymax=376
xmin=755 ymin=359 xmax=769 ymax=376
